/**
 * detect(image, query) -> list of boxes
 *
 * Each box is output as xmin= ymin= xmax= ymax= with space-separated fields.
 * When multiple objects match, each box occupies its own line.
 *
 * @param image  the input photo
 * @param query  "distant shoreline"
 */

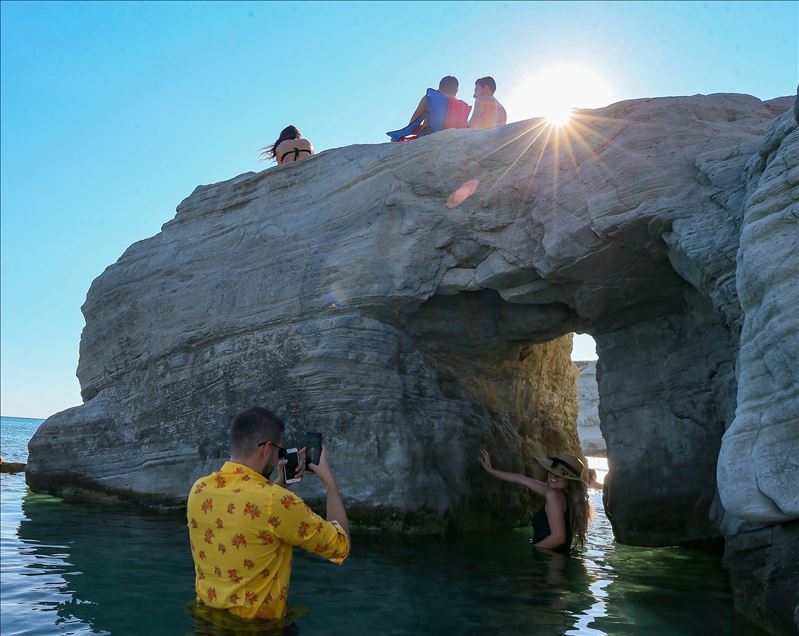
xmin=1 ymin=416 xmax=45 ymax=423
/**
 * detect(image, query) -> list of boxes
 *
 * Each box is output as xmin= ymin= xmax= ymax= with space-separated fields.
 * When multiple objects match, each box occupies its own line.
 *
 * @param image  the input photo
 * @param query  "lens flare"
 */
xmin=446 ymin=179 xmax=479 ymax=208
xmin=507 ymin=63 xmax=615 ymax=127
xmin=545 ymin=108 xmax=574 ymax=127
xmin=324 ymin=283 xmax=351 ymax=311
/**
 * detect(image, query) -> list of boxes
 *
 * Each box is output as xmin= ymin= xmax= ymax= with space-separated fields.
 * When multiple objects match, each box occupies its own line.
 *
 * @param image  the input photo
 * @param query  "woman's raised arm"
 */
xmin=479 ymin=449 xmax=548 ymax=496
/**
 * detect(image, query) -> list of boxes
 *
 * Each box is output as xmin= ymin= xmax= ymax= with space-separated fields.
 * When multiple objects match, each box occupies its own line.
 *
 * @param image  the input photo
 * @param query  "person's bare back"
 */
xmin=275 ymin=137 xmax=314 ymax=164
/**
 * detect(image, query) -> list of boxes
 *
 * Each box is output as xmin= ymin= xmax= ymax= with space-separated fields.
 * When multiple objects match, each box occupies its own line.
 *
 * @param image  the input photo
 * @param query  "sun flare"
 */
xmin=545 ymin=106 xmax=574 ymax=127
xmin=508 ymin=63 xmax=616 ymax=126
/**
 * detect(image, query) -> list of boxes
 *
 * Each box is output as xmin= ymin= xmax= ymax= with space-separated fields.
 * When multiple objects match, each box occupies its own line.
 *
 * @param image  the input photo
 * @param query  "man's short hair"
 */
xmin=438 ymin=76 xmax=459 ymax=95
xmin=475 ymin=76 xmax=497 ymax=94
xmin=230 ymin=406 xmax=285 ymax=455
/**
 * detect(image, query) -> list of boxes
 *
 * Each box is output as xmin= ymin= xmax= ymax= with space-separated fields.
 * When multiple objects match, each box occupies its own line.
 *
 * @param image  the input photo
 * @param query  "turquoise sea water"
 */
xmin=1 ymin=416 xmax=764 ymax=635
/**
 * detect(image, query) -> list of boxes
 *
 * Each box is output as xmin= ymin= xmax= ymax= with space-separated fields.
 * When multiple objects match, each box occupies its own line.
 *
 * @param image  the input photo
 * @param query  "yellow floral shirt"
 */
xmin=187 ymin=461 xmax=349 ymax=620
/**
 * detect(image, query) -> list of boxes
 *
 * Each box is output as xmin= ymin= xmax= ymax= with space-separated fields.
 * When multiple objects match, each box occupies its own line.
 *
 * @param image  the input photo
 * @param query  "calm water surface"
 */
xmin=1 ymin=417 xmax=764 ymax=635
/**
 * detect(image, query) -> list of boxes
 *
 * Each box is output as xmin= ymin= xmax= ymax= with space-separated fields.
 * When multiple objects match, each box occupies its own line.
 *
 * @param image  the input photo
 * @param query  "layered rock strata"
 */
xmin=597 ymin=287 xmax=738 ymax=545
xmin=26 ymin=92 xmax=798 ymax=632
xmin=718 ymin=101 xmax=799 ymax=636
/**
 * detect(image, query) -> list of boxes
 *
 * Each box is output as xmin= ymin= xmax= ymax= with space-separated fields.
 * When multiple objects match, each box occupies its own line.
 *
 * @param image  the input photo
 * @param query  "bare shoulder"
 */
xmin=545 ymin=488 xmax=567 ymax=506
xmin=498 ymin=100 xmax=508 ymax=116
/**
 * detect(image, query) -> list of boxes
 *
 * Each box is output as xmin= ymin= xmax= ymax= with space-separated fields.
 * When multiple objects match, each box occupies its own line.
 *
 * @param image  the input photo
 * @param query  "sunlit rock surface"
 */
xmin=574 ymin=361 xmax=603 ymax=455
xmin=718 ymin=106 xmax=799 ymax=524
xmin=27 ymin=92 xmax=797 ymax=633
xmin=718 ymin=104 xmax=799 ymax=636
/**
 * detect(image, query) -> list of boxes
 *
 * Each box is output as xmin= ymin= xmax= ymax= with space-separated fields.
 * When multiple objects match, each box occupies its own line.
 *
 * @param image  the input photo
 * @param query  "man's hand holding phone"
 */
xmin=307 ymin=445 xmax=349 ymax=537
xmin=307 ymin=446 xmax=335 ymax=487
xmin=275 ymin=447 xmax=306 ymax=487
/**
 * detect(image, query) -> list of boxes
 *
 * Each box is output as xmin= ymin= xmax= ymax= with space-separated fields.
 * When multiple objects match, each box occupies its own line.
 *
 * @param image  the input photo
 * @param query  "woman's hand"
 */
xmin=479 ymin=449 xmax=495 ymax=474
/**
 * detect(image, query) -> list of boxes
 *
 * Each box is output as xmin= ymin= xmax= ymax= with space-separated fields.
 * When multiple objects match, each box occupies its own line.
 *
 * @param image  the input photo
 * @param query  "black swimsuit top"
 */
xmin=532 ymin=498 xmax=572 ymax=554
xmin=279 ymin=147 xmax=312 ymax=163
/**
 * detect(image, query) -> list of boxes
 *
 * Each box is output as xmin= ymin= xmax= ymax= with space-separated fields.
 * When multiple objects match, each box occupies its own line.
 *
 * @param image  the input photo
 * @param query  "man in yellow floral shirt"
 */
xmin=187 ymin=407 xmax=350 ymax=621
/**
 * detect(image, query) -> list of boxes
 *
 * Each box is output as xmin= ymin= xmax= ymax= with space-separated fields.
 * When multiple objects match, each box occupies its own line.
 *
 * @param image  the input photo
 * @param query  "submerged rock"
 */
xmin=0 ymin=461 xmax=26 ymax=474
xmin=26 ymin=92 xmax=798 ymax=632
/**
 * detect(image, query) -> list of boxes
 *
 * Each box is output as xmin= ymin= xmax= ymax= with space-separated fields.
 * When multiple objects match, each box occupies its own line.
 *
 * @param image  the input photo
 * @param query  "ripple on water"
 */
xmin=0 ymin=470 xmax=768 ymax=635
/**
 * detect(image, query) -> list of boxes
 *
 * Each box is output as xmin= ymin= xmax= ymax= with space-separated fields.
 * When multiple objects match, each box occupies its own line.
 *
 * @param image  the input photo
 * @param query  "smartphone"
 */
xmin=283 ymin=448 xmax=303 ymax=484
xmin=304 ymin=432 xmax=322 ymax=467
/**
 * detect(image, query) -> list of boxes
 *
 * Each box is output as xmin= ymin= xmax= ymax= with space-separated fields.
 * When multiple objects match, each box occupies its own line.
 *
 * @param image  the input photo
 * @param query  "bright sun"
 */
xmin=508 ymin=63 xmax=616 ymax=126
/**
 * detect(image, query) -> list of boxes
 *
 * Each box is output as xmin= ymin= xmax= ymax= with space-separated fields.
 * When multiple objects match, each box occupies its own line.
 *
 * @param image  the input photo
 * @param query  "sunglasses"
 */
xmin=258 ymin=440 xmax=287 ymax=459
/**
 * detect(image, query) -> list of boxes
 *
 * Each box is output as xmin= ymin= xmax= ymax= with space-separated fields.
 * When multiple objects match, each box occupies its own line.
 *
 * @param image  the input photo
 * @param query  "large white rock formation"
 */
xmin=574 ymin=361 xmax=604 ymax=455
xmin=27 ymin=92 xmax=798 ymax=632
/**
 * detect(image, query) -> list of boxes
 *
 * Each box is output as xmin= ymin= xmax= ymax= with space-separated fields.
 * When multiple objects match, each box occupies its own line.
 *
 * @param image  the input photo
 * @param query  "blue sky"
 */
xmin=2 ymin=1 xmax=797 ymax=418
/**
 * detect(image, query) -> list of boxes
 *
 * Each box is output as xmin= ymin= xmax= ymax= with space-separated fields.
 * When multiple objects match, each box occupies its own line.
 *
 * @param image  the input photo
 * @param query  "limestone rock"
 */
xmin=597 ymin=287 xmax=738 ymax=545
xmin=723 ymin=520 xmax=799 ymax=636
xmin=717 ymin=107 xmax=799 ymax=524
xmin=574 ymin=361 xmax=604 ymax=455
xmin=24 ymin=94 xmax=798 ymax=629
xmin=27 ymin=93 xmax=794 ymax=531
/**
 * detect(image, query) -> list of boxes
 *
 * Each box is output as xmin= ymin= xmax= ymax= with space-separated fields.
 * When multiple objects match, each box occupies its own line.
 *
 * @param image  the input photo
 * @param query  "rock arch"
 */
xmin=27 ymin=92 xmax=798 ymax=632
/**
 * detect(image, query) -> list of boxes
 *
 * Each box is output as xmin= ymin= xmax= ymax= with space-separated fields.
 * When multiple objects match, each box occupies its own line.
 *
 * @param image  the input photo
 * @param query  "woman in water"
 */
xmin=479 ymin=450 xmax=591 ymax=553
xmin=260 ymin=125 xmax=314 ymax=165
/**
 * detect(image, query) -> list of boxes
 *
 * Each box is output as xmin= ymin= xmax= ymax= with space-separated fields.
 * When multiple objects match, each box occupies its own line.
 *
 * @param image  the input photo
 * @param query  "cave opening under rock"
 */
xmin=404 ymin=286 xmax=732 ymax=548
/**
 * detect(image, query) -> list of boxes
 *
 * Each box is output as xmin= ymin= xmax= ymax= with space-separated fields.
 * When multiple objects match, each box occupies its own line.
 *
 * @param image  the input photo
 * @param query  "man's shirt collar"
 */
xmin=220 ymin=461 xmax=269 ymax=484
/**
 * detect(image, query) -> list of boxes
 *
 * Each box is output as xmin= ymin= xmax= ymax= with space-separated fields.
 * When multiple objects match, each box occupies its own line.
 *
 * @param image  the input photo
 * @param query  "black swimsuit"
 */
xmin=279 ymin=147 xmax=312 ymax=163
xmin=532 ymin=499 xmax=572 ymax=554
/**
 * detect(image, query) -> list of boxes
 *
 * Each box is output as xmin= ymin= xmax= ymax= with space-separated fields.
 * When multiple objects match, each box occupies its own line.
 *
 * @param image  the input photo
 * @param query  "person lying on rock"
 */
xmin=187 ymin=407 xmax=350 ymax=623
xmin=468 ymin=76 xmax=507 ymax=130
xmin=479 ymin=449 xmax=591 ymax=553
xmin=260 ymin=125 xmax=314 ymax=165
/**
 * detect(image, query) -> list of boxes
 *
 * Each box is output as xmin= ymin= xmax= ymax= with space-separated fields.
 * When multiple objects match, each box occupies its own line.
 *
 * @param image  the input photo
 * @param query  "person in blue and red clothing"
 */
xmin=388 ymin=76 xmax=472 ymax=141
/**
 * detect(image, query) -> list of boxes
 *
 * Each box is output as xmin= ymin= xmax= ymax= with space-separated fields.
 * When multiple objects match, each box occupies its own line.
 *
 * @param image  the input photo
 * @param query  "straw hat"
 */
xmin=535 ymin=452 xmax=585 ymax=481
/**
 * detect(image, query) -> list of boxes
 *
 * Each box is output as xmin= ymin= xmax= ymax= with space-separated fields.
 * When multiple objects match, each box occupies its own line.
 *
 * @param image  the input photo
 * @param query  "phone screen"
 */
xmin=305 ymin=432 xmax=322 ymax=467
xmin=284 ymin=449 xmax=301 ymax=483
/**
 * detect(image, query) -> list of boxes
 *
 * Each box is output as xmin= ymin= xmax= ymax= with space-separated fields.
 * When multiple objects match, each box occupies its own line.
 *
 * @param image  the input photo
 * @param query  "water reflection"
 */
xmin=576 ymin=495 xmax=764 ymax=636
xmin=189 ymin=603 xmax=303 ymax=636
xmin=10 ymin=487 xmax=595 ymax=635
xmin=14 ymin=490 xmax=195 ymax=635
xmin=2 ymin=482 xmax=766 ymax=636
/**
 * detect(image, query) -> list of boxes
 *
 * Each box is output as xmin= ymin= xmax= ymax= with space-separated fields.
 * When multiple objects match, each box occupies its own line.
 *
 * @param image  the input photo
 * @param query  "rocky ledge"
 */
xmin=27 ymin=92 xmax=798 ymax=633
